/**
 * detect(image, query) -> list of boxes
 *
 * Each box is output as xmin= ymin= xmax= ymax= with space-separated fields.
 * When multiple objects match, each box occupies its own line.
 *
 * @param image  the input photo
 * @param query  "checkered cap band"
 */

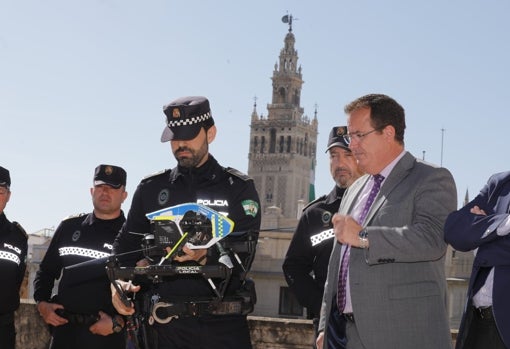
xmin=167 ymin=112 xmax=212 ymax=128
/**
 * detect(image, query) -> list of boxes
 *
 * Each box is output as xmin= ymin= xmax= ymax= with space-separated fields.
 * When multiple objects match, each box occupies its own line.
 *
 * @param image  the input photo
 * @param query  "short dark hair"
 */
xmin=344 ymin=94 xmax=406 ymax=144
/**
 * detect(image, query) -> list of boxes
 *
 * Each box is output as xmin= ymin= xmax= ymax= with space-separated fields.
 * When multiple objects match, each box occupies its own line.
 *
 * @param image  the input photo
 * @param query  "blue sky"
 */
xmin=2 ymin=0 xmax=509 ymax=234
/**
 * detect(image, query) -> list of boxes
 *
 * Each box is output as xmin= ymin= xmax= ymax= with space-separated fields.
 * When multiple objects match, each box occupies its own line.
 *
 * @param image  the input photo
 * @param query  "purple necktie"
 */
xmin=337 ymin=174 xmax=384 ymax=312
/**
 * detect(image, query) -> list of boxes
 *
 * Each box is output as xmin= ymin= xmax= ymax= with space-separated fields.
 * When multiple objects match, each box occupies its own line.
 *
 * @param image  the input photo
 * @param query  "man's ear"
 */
xmin=206 ymin=125 xmax=217 ymax=144
xmin=121 ymin=189 xmax=128 ymax=203
xmin=383 ymin=125 xmax=395 ymax=140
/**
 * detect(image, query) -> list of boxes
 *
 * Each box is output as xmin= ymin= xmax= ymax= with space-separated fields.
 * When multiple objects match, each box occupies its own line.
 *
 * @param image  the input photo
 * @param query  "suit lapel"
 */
xmin=339 ymin=175 xmax=370 ymax=215
xmin=363 ymin=152 xmax=416 ymax=225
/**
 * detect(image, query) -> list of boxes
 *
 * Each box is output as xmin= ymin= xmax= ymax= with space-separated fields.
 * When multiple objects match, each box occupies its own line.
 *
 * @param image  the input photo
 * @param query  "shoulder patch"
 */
xmin=225 ymin=167 xmax=251 ymax=181
xmin=303 ymin=194 xmax=327 ymax=211
xmin=242 ymin=199 xmax=259 ymax=217
xmin=13 ymin=222 xmax=28 ymax=239
xmin=62 ymin=213 xmax=87 ymax=221
xmin=142 ymin=169 xmax=168 ymax=181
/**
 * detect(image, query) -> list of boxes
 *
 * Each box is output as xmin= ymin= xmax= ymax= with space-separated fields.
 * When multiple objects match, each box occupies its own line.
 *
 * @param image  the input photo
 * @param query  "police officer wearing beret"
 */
xmin=0 ymin=166 xmax=28 ymax=349
xmin=112 ymin=96 xmax=261 ymax=349
xmin=282 ymin=127 xmax=362 ymax=349
xmin=34 ymin=165 xmax=128 ymax=349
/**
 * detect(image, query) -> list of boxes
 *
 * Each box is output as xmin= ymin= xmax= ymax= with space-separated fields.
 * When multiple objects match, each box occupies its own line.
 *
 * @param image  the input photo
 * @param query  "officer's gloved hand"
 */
xmin=172 ymin=245 xmax=207 ymax=265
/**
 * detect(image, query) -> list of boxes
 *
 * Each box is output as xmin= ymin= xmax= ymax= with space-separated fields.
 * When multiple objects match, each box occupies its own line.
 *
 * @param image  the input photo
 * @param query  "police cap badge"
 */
xmin=325 ymin=126 xmax=350 ymax=153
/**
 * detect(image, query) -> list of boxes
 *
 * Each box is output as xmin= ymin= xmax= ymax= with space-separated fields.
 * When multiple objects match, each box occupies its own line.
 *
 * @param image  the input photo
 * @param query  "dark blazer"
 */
xmin=319 ymin=152 xmax=457 ymax=349
xmin=444 ymin=171 xmax=510 ymax=348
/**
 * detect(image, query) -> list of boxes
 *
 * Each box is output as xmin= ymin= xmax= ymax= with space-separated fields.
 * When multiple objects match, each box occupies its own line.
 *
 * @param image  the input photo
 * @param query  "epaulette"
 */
xmin=225 ymin=167 xmax=251 ymax=181
xmin=13 ymin=221 xmax=28 ymax=239
xmin=302 ymin=194 xmax=327 ymax=212
xmin=62 ymin=213 xmax=87 ymax=221
xmin=142 ymin=169 xmax=168 ymax=181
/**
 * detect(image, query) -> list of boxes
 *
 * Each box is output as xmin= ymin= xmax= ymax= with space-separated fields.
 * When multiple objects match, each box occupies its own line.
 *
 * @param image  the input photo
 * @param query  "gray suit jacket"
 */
xmin=319 ymin=152 xmax=457 ymax=349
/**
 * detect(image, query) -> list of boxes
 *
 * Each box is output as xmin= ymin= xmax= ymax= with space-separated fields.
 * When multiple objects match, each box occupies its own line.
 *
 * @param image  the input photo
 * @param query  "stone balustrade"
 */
xmin=15 ymin=301 xmax=457 ymax=348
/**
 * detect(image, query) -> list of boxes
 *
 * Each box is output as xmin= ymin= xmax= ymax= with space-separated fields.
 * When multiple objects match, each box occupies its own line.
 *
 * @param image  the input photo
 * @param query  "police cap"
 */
xmin=325 ymin=126 xmax=350 ymax=153
xmin=93 ymin=164 xmax=127 ymax=189
xmin=0 ymin=166 xmax=10 ymax=189
xmin=160 ymin=96 xmax=215 ymax=142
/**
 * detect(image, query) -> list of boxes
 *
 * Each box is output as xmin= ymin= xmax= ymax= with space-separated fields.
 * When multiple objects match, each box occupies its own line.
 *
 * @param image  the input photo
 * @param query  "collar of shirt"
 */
xmin=378 ymin=150 xmax=406 ymax=185
xmin=84 ymin=211 xmax=126 ymax=226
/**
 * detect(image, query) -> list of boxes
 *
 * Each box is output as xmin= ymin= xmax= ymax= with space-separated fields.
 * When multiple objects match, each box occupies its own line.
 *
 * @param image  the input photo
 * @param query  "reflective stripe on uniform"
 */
xmin=310 ymin=229 xmax=334 ymax=246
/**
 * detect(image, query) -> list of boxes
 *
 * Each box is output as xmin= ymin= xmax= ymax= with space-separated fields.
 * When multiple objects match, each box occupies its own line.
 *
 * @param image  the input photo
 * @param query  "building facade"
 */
xmin=247 ymin=17 xmax=318 ymax=226
xmin=248 ymin=17 xmax=317 ymax=318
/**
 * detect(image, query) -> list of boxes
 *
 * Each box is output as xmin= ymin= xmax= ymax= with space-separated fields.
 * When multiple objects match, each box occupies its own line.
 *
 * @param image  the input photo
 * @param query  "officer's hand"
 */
xmin=316 ymin=331 xmax=324 ymax=349
xmin=173 ymin=245 xmax=207 ymax=264
xmin=111 ymin=280 xmax=140 ymax=316
xmin=36 ymin=301 xmax=68 ymax=327
xmin=89 ymin=311 xmax=118 ymax=336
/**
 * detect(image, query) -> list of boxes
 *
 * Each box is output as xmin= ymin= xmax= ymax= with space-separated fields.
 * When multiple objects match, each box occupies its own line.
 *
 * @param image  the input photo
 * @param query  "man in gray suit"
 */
xmin=316 ymin=94 xmax=457 ymax=349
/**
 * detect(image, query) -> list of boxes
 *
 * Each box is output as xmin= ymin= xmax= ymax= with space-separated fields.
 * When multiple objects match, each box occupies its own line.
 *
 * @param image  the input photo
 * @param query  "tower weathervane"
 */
xmin=281 ymin=13 xmax=293 ymax=32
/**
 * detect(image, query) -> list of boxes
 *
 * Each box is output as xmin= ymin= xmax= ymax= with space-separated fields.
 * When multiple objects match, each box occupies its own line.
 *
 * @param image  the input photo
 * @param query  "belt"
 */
xmin=473 ymin=306 xmax=494 ymax=320
xmin=342 ymin=313 xmax=355 ymax=322
xmin=152 ymin=300 xmax=246 ymax=324
xmin=55 ymin=309 xmax=99 ymax=326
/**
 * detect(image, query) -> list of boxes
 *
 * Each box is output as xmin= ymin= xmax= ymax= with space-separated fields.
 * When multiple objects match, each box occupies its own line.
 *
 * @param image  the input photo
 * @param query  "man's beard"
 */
xmin=174 ymin=143 xmax=208 ymax=168
xmin=333 ymin=167 xmax=351 ymax=188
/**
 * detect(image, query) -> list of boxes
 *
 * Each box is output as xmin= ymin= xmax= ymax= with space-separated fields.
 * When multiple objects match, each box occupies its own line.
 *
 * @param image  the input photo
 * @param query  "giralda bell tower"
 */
xmin=247 ymin=15 xmax=318 ymax=227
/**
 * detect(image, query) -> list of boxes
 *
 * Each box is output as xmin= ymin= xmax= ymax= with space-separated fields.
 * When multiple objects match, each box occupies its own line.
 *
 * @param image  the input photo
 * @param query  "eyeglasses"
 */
xmin=343 ymin=127 xmax=383 ymax=145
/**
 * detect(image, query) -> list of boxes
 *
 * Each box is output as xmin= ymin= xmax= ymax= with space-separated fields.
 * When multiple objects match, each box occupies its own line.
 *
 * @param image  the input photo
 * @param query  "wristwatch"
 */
xmin=112 ymin=315 xmax=123 ymax=333
xmin=358 ymin=229 xmax=369 ymax=249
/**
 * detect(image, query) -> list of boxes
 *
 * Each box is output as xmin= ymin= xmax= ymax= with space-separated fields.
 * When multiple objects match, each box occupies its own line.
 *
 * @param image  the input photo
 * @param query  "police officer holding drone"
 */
xmin=112 ymin=96 xmax=261 ymax=349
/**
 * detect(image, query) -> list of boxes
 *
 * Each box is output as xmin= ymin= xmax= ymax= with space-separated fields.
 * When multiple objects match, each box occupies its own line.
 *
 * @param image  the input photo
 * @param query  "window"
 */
xmin=269 ymin=129 xmax=276 ymax=153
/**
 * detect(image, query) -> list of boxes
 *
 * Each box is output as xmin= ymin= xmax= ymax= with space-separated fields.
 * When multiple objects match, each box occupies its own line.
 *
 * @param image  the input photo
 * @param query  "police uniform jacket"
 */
xmin=0 ymin=212 xmax=27 ymax=316
xmin=113 ymin=155 xmax=261 ymax=302
xmin=282 ymin=186 xmax=345 ymax=318
xmin=34 ymin=212 xmax=125 ymax=315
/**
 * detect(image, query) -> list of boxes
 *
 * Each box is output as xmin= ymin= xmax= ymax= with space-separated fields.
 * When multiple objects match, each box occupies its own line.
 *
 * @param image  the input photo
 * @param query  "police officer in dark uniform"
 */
xmin=34 ymin=164 xmax=128 ymax=349
xmin=111 ymin=96 xmax=261 ymax=349
xmin=282 ymin=127 xmax=362 ymax=348
xmin=0 ymin=166 xmax=28 ymax=349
